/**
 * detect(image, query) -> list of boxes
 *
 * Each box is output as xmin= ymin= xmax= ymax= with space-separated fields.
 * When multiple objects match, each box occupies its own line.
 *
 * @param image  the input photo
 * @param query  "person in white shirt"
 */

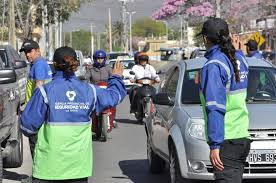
xmin=129 ymin=52 xmax=160 ymax=113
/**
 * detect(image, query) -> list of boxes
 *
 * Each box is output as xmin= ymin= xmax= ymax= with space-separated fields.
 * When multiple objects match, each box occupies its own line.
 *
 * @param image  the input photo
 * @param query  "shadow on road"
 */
xmin=3 ymin=169 xmax=29 ymax=181
xmin=116 ymin=118 xmax=143 ymax=125
xmin=118 ymin=159 xmax=170 ymax=183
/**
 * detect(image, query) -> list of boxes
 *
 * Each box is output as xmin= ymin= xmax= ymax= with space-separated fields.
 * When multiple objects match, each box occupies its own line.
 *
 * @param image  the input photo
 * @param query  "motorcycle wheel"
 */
xmin=95 ymin=115 xmax=102 ymax=139
xmin=101 ymin=113 xmax=109 ymax=142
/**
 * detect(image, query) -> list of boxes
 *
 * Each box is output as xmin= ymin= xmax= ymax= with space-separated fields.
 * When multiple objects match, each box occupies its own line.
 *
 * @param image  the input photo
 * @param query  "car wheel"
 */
xmin=147 ymin=137 xmax=165 ymax=173
xmin=170 ymin=144 xmax=184 ymax=183
xmin=0 ymin=149 xmax=2 ymax=183
xmin=3 ymin=119 xmax=23 ymax=168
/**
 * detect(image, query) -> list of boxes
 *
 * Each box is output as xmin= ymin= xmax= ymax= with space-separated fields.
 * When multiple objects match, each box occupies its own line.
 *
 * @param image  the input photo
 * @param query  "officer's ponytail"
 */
xmin=53 ymin=46 xmax=79 ymax=79
xmin=217 ymin=30 xmax=240 ymax=82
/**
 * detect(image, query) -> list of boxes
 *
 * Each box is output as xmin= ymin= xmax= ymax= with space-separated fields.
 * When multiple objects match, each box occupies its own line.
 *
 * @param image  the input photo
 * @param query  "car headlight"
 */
xmin=188 ymin=122 xmax=206 ymax=140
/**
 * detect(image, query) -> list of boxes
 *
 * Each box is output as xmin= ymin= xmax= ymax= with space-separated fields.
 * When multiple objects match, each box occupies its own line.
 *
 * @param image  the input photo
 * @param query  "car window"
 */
xmin=108 ymin=53 xmax=129 ymax=60
xmin=163 ymin=67 xmax=179 ymax=97
xmin=182 ymin=69 xmax=201 ymax=104
xmin=0 ymin=57 xmax=4 ymax=69
xmin=0 ymin=50 xmax=9 ymax=68
xmin=247 ymin=67 xmax=276 ymax=101
xmin=109 ymin=60 xmax=134 ymax=69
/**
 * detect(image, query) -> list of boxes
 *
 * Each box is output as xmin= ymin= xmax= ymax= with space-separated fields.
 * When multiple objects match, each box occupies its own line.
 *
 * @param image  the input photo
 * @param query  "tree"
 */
xmin=111 ymin=21 xmax=124 ymax=50
xmin=132 ymin=17 xmax=166 ymax=37
xmin=0 ymin=0 xmax=84 ymax=40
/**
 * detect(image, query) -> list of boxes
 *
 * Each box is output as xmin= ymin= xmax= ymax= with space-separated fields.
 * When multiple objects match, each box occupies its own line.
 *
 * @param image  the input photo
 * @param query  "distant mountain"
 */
xmin=63 ymin=0 xmax=164 ymax=32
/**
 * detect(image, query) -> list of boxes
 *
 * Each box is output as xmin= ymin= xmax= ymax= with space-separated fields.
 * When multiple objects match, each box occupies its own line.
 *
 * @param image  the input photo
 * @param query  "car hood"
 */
xmin=183 ymin=103 xmax=276 ymax=130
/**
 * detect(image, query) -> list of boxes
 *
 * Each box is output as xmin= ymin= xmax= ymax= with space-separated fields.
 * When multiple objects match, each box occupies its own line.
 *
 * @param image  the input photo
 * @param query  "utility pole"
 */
xmin=126 ymin=11 xmax=136 ymax=52
xmin=70 ymin=31 xmax=72 ymax=47
xmin=119 ymin=0 xmax=133 ymax=52
xmin=108 ymin=8 xmax=113 ymax=52
xmin=216 ymin=0 xmax=221 ymax=18
xmin=180 ymin=17 xmax=183 ymax=45
xmin=9 ymin=0 xmax=16 ymax=48
xmin=90 ymin=23 xmax=95 ymax=56
xmin=1 ymin=0 xmax=6 ymax=45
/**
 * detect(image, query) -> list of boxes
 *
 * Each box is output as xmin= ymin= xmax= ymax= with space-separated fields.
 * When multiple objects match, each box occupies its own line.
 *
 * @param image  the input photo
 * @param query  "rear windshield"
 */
xmin=108 ymin=53 xmax=129 ymax=60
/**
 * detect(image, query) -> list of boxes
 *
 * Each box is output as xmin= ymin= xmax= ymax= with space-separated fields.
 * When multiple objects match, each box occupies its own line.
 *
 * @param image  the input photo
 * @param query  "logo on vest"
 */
xmin=66 ymin=91 xmax=76 ymax=101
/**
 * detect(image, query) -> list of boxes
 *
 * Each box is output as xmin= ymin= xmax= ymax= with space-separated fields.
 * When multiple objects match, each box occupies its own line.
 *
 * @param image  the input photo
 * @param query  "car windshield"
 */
xmin=181 ymin=67 xmax=276 ymax=104
xmin=109 ymin=60 xmax=135 ymax=69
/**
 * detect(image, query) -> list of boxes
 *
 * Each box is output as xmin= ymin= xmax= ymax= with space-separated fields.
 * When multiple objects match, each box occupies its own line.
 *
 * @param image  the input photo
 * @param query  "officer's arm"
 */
xmin=94 ymin=75 xmax=127 ymax=113
xmin=34 ymin=61 xmax=51 ymax=88
xmin=20 ymin=88 xmax=48 ymax=136
xmin=201 ymin=64 xmax=227 ymax=150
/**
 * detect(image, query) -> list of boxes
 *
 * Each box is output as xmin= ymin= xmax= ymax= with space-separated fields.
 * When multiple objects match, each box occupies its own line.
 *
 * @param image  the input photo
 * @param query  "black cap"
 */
xmin=197 ymin=18 xmax=229 ymax=40
xmin=53 ymin=46 xmax=77 ymax=64
xmin=19 ymin=40 xmax=39 ymax=52
xmin=245 ymin=39 xmax=258 ymax=51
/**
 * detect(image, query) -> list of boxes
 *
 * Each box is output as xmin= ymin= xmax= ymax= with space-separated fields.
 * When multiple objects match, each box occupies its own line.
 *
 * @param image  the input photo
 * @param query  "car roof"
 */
xmin=180 ymin=57 xmax=275 ymax=70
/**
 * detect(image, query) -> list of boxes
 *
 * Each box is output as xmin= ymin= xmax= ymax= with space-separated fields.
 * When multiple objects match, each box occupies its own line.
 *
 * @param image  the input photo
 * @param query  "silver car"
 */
xmin=146 ymin=57 xmax=276 ymax=182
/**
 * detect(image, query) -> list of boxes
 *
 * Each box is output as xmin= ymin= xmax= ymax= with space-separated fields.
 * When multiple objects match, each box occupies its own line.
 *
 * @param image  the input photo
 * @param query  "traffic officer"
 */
xmin=198 ymin=18 xmax=251 ymax=183
xmin=19 ymin=39 xmax=52 ymax=159
xmin=20 ymin=46 xmax=126 ymax=183
xmin=245 ymin=39 xmax=263 ymax=59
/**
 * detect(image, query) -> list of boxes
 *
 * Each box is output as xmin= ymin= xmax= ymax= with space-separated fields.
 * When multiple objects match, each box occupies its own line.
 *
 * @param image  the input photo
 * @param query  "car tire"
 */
xmin=147 ymin=137 xmax=165 ymax=173
xmin=170 ymin=144 xmax=184 ymax=183
xmin=3 ymin=119 xmax=23 ymax=168
xmin=0 ymin=149 xmax=2 ymax=183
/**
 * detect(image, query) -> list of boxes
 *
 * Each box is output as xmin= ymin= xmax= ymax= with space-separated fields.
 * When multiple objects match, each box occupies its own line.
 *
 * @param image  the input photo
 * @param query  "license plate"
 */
xmin=247 ymin=150 xmax=276 ymax=164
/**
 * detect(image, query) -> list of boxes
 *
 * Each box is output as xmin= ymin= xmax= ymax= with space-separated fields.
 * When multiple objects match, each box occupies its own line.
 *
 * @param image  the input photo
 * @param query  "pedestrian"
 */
xmin=20 ymin=46 xmax=126 ymax=183
xmin=245 ymin=39 xmax=263 ymax=59
xmin=198 ymin=18 xmax=251 ymax=183
xmin=19 ymin=39 xmax=52 ymax=159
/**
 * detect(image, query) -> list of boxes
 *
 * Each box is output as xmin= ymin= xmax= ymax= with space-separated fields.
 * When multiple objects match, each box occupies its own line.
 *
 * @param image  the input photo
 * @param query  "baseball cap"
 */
xmin=244 ymin=39 xmax=258 ymax=51
xmin=19 ymin=40 xmax=39 ymax=52
xmin=53 ymin=46 xmax=77 ymax=64
xmin=197 ymin=17 xmax=229 ymax=40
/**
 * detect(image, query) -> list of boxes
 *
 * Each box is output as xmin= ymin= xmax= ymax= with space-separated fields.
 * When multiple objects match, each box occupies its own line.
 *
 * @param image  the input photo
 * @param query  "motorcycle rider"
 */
xmin=20 ymin=46 xmax=126 ymax=183
xmin=129 ymin=52 xmax=160 ymax=114
xmin=85 ymin=50 xmax=112 ymax=84
xmin=85 ymin=50 xmax=118 ymax=131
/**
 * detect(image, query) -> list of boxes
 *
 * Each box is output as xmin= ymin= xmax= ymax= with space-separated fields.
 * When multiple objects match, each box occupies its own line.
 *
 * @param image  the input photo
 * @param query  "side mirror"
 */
xmin=0 ymin=69 xmax=17 ymax=84
xmin=14 ymin=60 xmax=27 ymax=69
xmin=153 ymin=92 xmax=175 ymax=106
xmin=156 ymin=70 xmax=162 ymax=74
xmin=129 ymin=71 xmax=135 ymax=75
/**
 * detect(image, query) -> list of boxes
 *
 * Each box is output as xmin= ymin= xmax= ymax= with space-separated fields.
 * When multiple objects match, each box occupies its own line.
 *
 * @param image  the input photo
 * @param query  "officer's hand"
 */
xmin=210 ymin=149 xmax=224 ymax=171
xmin=112 ymin=60 xmax=124 ymax=77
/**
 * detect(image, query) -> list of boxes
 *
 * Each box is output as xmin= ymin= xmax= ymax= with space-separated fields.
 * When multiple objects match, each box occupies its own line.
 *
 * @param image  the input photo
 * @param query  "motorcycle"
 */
xmin=92 ymin=81 xmax=116 ymax=141
xmin=129 ymin=72 xmax=156 ymax=124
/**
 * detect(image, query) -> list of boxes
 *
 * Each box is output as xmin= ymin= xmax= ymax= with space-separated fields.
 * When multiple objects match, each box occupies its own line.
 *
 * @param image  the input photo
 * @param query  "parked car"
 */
xmin=75 ymin=50 xmax=86 ymax=80
xmin=0 ymin=45 xmax=28 ymax=105
xmin=108 ymin=58 xmax=135 ymax=92
xmin=0 ymin=56 xmax=25 ymax=182
xmin=190 ymin=48 xmax=206 ymax=59
xmin=145 ymin=57 xmax=276 ymax=182
xmin=107 ymin=52 xmax=130 ymax=60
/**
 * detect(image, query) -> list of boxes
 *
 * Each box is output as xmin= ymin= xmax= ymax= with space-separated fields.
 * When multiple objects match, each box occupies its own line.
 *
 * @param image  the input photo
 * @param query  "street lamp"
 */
xmin=126 ymin=11 xmax=136 ymax=53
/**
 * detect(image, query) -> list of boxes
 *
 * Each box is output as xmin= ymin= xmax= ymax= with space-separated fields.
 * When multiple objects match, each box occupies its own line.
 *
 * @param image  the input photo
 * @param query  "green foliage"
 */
xmin=132 ymin=17 xmax=166 ymax=37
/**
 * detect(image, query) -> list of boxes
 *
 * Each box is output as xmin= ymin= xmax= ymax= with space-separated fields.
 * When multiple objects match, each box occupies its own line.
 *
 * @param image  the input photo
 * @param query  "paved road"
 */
xmin=3 ymin=97 xmax=276 ymax=183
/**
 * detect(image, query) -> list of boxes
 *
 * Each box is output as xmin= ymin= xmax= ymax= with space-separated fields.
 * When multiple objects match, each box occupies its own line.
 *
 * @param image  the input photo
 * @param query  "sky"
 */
xmin=63 ymin=0 xmax=164 ymax=33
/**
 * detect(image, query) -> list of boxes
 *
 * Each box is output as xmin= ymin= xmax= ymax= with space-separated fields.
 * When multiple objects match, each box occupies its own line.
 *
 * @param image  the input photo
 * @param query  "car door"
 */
xmin=152 ymin=67 xmax=180 ymax=157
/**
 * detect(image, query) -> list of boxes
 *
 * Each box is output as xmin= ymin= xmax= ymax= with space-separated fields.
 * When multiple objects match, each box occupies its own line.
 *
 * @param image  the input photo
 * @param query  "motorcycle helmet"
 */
xmin=137 ymin=52 xmax=149 ymax=65
xmin=134 ymin=51 xmax=141 ymax=64
xmin=93 ymin=50 xmax=107 ymax=68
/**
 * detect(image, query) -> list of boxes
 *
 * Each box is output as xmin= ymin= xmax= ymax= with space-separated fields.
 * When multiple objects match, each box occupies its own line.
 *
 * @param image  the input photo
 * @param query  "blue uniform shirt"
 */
xmin=21 ymin=71 xmax=127 ymax=136
xmin=249 ymin=51 xmax=263 ymax=59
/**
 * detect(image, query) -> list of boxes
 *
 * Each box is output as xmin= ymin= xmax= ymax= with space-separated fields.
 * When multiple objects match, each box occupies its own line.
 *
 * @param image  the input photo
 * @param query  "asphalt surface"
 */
xmin=3 ymin=97 xmax=276 ymax=183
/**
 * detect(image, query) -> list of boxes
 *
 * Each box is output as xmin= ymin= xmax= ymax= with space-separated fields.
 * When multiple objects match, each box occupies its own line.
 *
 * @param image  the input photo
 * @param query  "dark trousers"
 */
xmin=129 ymin=85 xmax=140 ymax=112
xmin=214 ymin=138 xmax=251 ymax=183
xmin=32 ymin=177 xmax=88 ymax=183
xmin=29 ymin=135 xmax=38 ymax=159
